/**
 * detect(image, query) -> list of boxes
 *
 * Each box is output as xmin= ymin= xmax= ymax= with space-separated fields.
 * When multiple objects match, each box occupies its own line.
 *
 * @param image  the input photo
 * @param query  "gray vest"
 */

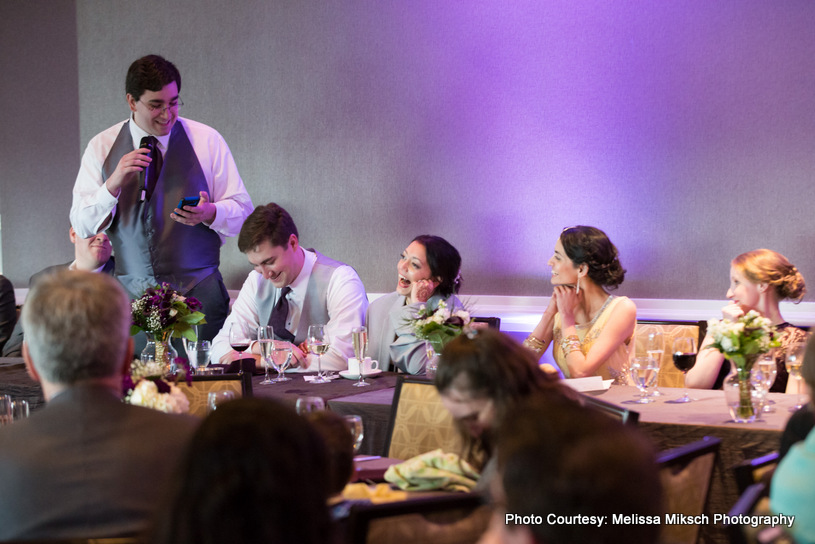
xmin=256 ymin=250 xmax=343 ymax=344
xmin=102 ymin=121 xmax=221 ymax=297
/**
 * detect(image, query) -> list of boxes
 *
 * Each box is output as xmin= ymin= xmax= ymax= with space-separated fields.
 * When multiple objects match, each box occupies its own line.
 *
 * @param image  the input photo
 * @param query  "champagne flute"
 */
xmin=625 ymin=356 xmax=659 ymax=404
xmin=667 ymin=337 xmax=697 ymax=403
xmin=352 ymin=326 xmax=370 ymax=387
xmin=752 ymin=351 xmax=777 ymax=413
xmin=786 ymin=342 xmax=808 ymax=412
xmin=270 ymin=341 xmax=293 ymax=382
xmin=258 ymin=326 xmax=275 ymax=385
xmin=307 ymin=324 xmax=331 ymax=384
xmin=344 ymin=415 xmax=364 ymax=454
xmin=229 ymin=323 xmax=252 ymax=354
xmin=645 ymin=331 xmax=665 ymax=397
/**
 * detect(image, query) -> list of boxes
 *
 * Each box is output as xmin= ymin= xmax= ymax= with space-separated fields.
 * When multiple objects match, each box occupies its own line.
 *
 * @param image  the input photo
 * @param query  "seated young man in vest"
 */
xmin=3 ymin=227 xmax=114 ymax=357
xmin=211 ymin=203 xmax=368 ymax=371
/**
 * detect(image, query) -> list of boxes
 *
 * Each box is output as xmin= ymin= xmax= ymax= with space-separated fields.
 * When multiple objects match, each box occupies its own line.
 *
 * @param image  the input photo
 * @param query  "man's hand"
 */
xmin=106 ymin=147 xmax=152 ymax=196
xmin=172 ymin=191 xmax=217 ymax=226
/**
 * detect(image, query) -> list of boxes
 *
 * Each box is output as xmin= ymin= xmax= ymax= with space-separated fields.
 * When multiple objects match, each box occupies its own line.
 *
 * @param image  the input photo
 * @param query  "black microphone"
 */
xmin=139 ymin=136 xmax=153 ymax=202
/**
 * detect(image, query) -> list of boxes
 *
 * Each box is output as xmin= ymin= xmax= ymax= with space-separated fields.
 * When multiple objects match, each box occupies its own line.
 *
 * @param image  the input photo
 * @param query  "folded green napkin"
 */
xmin=384 ymin=449 xmax=480 ymax=492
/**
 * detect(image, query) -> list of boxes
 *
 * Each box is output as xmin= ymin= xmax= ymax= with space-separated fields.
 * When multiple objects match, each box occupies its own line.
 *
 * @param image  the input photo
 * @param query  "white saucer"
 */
xmin=339 ymin=369 xmax=383 ymax=380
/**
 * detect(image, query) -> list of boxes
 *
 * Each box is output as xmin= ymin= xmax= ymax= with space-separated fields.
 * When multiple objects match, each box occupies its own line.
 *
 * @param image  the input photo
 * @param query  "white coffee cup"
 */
xmin=348 ymin=357 xmax=380 ymax=375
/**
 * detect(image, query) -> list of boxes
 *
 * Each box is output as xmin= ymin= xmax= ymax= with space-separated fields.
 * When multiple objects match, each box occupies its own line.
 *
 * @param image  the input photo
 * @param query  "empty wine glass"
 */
xmin=752 ymin=351 xmax=777 ymax=413
xmin=307 ymin=324 xmax=330 ymax=384
xmin=786 ymin=342 xmax=808 ymax=412
xmin=270 ymin=341 xmax=293 ymax=383
xmin=625 ymin=356 xmax=659 ymax=404
xmin=645 ymin=331 xmax=665 ymax=397
xmin=258 ymin=326 xmax=275 ymax=385
xmin=667 ymin=337 xmax=697 ymax=404
xmin=184 ymin=340 xmax=211 ymax=374
xmin=296 ymin=396 xmax=325 ymax=415
xmin=344 ymin=415 xmax=364 ymax=454
xmin=352 ymin=326 xmax=369 ymax=387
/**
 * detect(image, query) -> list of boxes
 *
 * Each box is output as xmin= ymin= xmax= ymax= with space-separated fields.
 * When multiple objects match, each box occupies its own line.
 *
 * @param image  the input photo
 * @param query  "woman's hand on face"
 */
xmin=722 ymin=303 xmax=745 ymax=322
xmin=410 ymin=279 xmax=438 ymax=304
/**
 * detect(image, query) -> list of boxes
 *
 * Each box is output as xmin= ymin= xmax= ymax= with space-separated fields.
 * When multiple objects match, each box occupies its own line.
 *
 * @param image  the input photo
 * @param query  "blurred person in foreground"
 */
xmin=771 ymin=336 xmax=815 ymax=544
xmin=3 ymin=227 xmax=115 ymax=357
xmin=0 ymin=270 xmax=198 ymax=541
xmin=435 ymin=328 xmax=568 ymax=483
xmin=367 ymin=234 xmax=464 ymax=374
xmin=153 ymin=397 xmax=331 ymax=544
xmin=479 ymin=395 xmax=661 ymax=544
xmin=523 ymin=226 xmax=636 ymax=383
xmin=0 ymin=274 xmax=15 ymax=353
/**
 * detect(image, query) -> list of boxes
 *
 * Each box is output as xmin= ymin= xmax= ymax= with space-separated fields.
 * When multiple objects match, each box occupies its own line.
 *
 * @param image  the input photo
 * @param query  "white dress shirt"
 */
xmin=70 ymin=116 xmax=253 ymax=242
xmin=211 ymin=249 xmax=368 ymax=371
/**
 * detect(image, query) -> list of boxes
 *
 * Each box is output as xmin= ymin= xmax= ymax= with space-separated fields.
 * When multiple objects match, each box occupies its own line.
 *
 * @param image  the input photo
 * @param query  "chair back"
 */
xmin=345 ymin=492 xmax=489 ymax=544
xmin=180 ymin=359 xmax=254 ymax=417
xmin=635 ymin=320 xmax=707 ymax=388
xmin=657 ymin=436 xmax=721 ymax=544
xmin=471 ymin=317 xmax=500 ymax=330
xmin=733 ymin=451 xmax=779 ymax=495
xmin=727 ymin=482 xmax=769 ymax=544
xmin=384 ymin=376 xmax=463 ymax=460
xmin=580 ymin=394 xmax=639 ymax=425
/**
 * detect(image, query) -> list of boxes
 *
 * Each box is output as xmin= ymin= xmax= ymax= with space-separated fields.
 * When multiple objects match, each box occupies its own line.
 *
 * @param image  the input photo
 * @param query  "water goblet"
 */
xmin=666 ymin=337 xmax=697 ymax=404
xmin=307 ymin=324 xmax=331 ymax=384
xmin=296 ymin=396 xmax=325 ymax=415
xmin=258 ymin=326 xmax=275 ymax=385
xmin=184 ymin=340 xmax=211 ymax=374
xmin=645 ymin=331 xmax=665 ymax=397
xmin=270 ymin=341 xmax=293 ymax=382
xmin=207 ymin=390 xmax=236 ymax=412
xmin=344 ymin=415 xmax=364 ymax=454
xmin=786 ymin=342 xmax=808 ymax=412
xmin=352 ymin=326 xmax=370 ymax=387
xmin=625 ymin=356 xmax=659 ymax=404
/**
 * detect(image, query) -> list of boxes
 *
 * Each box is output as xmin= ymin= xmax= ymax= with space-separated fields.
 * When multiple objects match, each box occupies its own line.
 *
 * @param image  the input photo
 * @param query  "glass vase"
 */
xmin=723 ymin=366 xmax=763 ymax=423
xmin=141 ymin=330 xmax=178 ymax=376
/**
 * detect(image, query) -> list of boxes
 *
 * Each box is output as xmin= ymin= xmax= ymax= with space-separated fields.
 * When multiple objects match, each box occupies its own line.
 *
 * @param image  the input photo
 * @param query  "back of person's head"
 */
xmin=435 ymin=329 xmax=564 ymax=467
xmin=801 ymin=336 xmax=815 ymax=394
xmin=494 ymin=395 xmax=661 ymax=544
xmin=305 ymin=410 xmax=355 ymax=496
xmin=21 ymin=270 xmax=129 ymax=384
xmin=560 ymin=225 xmax=626 ymax=289
xmin=732 ymin=249 xmax=806 ymax=302
xmin=238 ymin=203 xmax=299 ymax=253
xmin=154 ymin=398 xmax=331 ymax=544
xmin=411 ymin=235 xmax=462 ymax=297
xmin=125 ymin=55 xmax=181 ymax=101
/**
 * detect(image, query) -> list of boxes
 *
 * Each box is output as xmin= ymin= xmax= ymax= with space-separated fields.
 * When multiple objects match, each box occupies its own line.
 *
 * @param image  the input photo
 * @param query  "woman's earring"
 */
xmin=575 ymin=276 xmax=581 ymax=295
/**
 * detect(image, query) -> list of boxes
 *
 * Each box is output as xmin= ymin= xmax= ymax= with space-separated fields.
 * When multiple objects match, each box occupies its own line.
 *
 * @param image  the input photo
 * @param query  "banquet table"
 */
xmin=590 ymin=385 xmax=799 ymax=544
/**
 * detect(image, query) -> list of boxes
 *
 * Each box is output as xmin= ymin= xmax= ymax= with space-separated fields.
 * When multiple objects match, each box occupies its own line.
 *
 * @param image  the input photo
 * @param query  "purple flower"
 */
xmin=154 ymin=378 xmax=171 ymax=394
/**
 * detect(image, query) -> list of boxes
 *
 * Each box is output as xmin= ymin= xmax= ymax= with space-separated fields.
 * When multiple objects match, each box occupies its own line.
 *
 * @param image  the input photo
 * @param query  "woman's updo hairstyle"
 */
xmin=412 ymin=235 xmax=462 ymax=298
xmin=732 ymin=249 xmax=806 ymax=302
xmin=560 ymin=226 xmax=626 ymax=289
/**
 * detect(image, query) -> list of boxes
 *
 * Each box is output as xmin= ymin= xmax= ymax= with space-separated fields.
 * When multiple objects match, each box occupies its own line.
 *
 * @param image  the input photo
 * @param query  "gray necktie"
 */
xmin=269 ymin=286 xmax=295 ymax=342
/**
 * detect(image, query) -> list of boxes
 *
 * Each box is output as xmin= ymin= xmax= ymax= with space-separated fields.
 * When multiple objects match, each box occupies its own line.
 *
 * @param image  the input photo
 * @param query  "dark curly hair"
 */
xmin=412 ymin=235 xmax=462 ymax=298
xmin=560 ymin=226 xmax=626 ymax=289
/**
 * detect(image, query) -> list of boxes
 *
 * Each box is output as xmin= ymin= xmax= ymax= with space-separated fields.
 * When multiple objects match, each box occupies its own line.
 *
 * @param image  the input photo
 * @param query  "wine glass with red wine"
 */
xmin=229 ymin=323 xmax=252 ymax=355
xmin=668 ymin=337 xmax=697 ymax=403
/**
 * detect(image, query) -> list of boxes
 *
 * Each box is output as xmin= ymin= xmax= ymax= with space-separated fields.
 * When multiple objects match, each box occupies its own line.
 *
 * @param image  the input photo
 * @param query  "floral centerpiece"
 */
xmin=706 ymin=310 xmax=778 ymax=421
xmin=123 ymin=358 xmax=191 ymax=414
xmin=411 ymin=300 xmax=473 ymax=355
xmin=131 ymin=283 xmax=206 ymax=372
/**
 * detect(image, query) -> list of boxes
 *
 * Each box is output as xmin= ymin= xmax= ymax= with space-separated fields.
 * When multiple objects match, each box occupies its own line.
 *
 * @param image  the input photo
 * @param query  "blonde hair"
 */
xmin=732 ymin=249 xmax=806 ymax=302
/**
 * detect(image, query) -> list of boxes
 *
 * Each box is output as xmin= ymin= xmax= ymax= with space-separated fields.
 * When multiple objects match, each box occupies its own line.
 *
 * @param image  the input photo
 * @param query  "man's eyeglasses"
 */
xmin=139 ymin=98 xmax=183 ymax=114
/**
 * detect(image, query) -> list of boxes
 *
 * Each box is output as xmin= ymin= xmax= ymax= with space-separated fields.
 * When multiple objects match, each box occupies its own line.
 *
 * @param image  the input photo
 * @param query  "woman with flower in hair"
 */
xmin=687 ymin=249 xmax=807 ymax=392
xmin=523 ymin=226 xmax=636 ymax=383
xmin=366 ymin=235 xmax=463 ymax=374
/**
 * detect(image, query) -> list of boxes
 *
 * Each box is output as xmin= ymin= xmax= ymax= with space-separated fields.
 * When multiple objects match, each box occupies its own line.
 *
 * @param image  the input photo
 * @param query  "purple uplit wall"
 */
xmin=3 ymin=1 xmax=815 ymax=303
